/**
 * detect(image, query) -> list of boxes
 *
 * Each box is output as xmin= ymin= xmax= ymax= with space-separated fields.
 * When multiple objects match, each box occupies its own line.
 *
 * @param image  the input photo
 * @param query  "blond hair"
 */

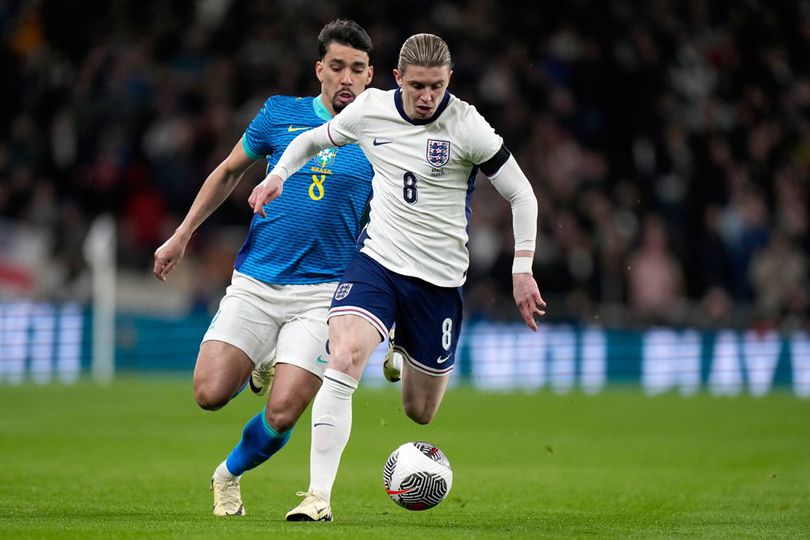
xmin=397 ymin=33 xmax=452 ymax=73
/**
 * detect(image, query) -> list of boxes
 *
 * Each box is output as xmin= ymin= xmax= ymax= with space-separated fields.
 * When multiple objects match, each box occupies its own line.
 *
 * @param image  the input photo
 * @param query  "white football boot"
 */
xmin=211 ymin=465 xmax=245 ymax=516
xmin=249 ymin=360 xmax=275 ymax=396
xmin=382 ymin=329 xmax=402 ymax=383
xmin=285 ymin=490 xmax=333 ymax=522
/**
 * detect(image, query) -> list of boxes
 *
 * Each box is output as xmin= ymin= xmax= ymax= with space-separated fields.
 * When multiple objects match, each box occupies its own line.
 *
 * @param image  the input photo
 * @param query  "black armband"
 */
xmin=479 ymin=145 xmax=512 ymax=177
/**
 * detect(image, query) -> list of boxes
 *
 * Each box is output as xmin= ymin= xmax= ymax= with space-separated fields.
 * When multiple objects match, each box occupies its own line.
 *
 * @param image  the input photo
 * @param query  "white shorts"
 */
xmin=202 ymin=271 xmax=337 ymax=378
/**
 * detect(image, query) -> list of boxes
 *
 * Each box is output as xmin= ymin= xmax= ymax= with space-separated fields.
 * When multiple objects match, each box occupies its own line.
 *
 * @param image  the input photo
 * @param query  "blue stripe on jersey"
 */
xmin=464 ymin=166 xmax=479 ymax=251
xmin=235 ymin=95 xmax=374 ymax=284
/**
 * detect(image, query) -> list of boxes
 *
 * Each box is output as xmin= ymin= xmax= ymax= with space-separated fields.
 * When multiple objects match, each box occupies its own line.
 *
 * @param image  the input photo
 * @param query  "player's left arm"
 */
xmin=482 ymin=146 xmax=547 ymax=331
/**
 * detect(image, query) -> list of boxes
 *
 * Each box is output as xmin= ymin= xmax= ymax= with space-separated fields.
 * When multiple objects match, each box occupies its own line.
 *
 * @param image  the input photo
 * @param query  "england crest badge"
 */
xmin=334 ymin=283 xmax=353 ymax=301
xmin=426 ymin=139 xmax=450 ymax=167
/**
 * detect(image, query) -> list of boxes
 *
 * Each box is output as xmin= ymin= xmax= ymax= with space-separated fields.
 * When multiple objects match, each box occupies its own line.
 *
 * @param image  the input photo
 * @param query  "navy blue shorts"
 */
xmin=328 ymin=252 xmax=463 ymax=376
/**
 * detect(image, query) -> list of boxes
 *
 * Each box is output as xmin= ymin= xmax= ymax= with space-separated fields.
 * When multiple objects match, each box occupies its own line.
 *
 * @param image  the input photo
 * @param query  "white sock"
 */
xmin=215 ymin=460 xmax=239 ymax=480
xmin=309 ymin=368 xmax=358 ymax=501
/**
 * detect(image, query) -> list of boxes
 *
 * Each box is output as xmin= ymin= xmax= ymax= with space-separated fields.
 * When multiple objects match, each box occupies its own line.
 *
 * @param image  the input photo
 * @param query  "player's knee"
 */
xmin=403 ymin=400 xmax=436 ymax=425
xmin=329 ymin=341 xmax=366 ymax=372
xmin=264 ymin=407 xmax=298 ymax=433
xmin=405 ymin=408 xmax=434 ymax=425
xmin=194 ymin=382 xmax=229 ymax=411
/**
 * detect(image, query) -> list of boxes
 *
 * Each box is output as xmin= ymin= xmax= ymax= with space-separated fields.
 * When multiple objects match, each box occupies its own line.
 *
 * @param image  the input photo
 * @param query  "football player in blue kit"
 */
xmin=251 ymin=33 xmax=546 ymax=521
xmin=153 ymin=20 xmax=374 ymax=519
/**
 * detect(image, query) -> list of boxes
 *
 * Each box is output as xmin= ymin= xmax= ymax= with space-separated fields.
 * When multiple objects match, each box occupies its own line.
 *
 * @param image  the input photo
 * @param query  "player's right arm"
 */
xmin=153 ymin=139 xmax=256 ymax=281
xmin=249 ymin=92 xmax=367 ymax=216
xmin=249 ymin=122 xmax=338 ymax=216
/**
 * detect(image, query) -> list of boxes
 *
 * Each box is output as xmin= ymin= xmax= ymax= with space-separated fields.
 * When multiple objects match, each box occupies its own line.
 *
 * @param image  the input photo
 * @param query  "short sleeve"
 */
xmin=243 ymin=96 xmax=277 ymax=159
xmin=461 ymin=105 xmax=503 ymax=165
xmin=326 ymin=91 xmax=368 ymax=146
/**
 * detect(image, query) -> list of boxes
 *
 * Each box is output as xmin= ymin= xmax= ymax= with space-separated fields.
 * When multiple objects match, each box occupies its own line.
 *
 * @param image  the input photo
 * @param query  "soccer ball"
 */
xmin=383 ymin=441 xmax=453 ymax=511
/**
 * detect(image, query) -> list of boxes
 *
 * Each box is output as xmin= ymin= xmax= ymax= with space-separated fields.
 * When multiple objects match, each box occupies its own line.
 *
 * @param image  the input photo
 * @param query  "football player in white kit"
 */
xmin=249 ymin=33 xmax=546 ymax=521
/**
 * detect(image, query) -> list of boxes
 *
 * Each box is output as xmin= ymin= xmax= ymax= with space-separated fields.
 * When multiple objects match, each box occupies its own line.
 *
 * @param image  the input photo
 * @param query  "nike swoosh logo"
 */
xmin=316 ymin=355 xmax=328 ymax=364
xmin=437 ymin=354 xmax=451 ymax=364
xmin=288 ymin=125 xmax=309 ymax=132
xmin=314 ymin=422 xmax=335 ymax=428
xmin=314 ymin=505 xmax=328 ymax=515
xmin=373 ymin=138 xmax=392 ymax=146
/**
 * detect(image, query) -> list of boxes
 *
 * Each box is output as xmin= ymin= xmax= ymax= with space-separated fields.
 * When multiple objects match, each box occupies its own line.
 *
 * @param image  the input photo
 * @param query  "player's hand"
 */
xmin=249 ymin=175 xmax=284 ymax=218
xmin=513 ymin=273 xmax=546 ymax=331
xmin=153 ymin=231 xmax=190 ymax=281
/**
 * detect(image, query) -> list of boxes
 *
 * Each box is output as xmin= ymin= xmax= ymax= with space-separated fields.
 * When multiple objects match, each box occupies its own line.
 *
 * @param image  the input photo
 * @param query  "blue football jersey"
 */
xmin=235 ymin=95 xmax=373 ymax=284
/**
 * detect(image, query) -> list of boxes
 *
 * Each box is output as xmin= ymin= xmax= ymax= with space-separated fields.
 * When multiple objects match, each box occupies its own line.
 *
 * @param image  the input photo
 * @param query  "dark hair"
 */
xmin=318 ymin=19 xmax=373 ymax=59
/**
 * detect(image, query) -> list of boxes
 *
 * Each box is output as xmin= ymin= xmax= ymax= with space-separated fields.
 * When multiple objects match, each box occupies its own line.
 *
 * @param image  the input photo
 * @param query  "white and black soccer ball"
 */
xmin=383 ymin=441 xmax=452 ymax=511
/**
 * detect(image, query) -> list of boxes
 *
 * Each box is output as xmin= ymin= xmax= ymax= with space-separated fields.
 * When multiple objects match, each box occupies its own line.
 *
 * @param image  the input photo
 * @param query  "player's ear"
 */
xmin=393 ymin=68 xmax=403 ymax=87
xmin=316 ymin=60 xmax=325 ymax=82
xmin=366 ymin=65 xmax=374 ymax=85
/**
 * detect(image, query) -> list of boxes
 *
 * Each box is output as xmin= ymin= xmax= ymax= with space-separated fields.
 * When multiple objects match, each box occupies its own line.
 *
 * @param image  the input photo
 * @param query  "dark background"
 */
xmin=1 ymin=0 xmax=808 ymax=330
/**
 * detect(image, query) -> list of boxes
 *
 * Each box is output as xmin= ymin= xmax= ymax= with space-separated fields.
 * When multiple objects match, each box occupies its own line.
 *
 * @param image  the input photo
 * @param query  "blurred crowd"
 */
xmin=0 ymin=0 xmax=808 ymax=330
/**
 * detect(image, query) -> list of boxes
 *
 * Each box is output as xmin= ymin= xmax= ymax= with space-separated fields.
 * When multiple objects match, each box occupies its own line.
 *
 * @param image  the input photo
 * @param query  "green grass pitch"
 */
xmin=1 ymin=378 xmax=809 ymax=538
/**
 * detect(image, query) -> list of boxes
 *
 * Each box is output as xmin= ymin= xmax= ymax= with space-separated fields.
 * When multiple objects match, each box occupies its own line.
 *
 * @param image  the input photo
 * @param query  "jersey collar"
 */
xmin=394 ymin=89 xmax=452 ymax=125
xmin=313 ymin=95 xmax=333 ymax=121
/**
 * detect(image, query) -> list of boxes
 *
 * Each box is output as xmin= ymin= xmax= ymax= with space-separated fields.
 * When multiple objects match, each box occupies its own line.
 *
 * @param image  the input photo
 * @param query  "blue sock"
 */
xmin=225 ymin=410 xmax=292 ymax=476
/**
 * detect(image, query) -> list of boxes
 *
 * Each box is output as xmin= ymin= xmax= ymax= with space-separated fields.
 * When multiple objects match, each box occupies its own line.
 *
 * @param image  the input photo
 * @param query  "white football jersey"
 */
xmin=327 ymin=88 xmax=503 ymax=287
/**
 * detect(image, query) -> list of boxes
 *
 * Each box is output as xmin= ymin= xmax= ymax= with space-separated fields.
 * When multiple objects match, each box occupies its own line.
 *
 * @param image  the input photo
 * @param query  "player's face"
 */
xmin=394 ymin=65 xmax=452 ymax=120
xmin=317 ymin=42 xmax=373 ymax=116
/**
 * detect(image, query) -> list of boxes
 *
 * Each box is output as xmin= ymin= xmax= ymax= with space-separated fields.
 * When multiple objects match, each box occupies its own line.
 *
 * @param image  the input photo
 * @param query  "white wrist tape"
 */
xmin=268 ymin=166 xmax=289 ymax=182
xmin=512 ymin=256 xmax=533 ymax=274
